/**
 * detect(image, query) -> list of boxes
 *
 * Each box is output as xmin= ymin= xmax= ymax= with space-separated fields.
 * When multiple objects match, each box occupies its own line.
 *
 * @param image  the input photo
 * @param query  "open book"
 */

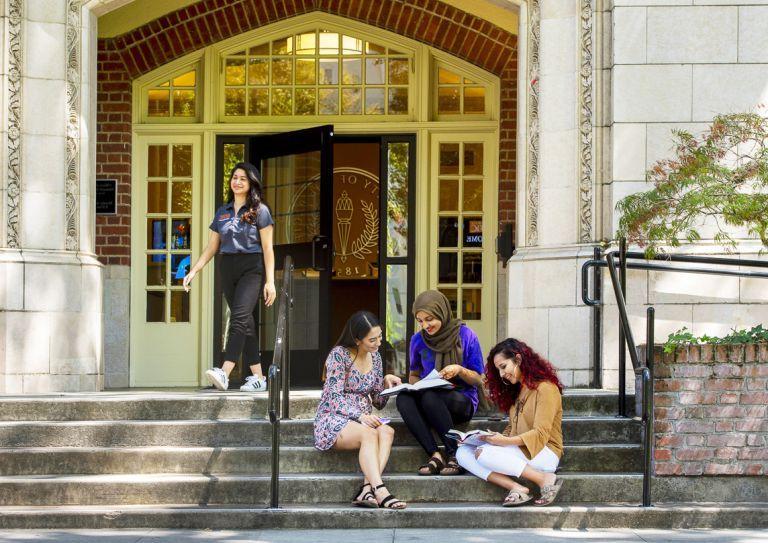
xmin=445 ymin=429 xmax=494 ymax=447
xmin=379 ymin=369 xmax=454 ymax=397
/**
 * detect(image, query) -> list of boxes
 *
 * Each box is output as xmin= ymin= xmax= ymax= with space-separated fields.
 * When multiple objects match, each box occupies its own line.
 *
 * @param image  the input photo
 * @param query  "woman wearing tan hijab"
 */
xmin=395 ymin=290 xmax=484 ymax=476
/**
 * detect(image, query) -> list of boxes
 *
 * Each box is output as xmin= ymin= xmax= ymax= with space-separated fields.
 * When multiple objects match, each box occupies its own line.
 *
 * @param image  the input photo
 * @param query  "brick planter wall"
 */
xmin=650 ymin=343 xmax=768 ymax=476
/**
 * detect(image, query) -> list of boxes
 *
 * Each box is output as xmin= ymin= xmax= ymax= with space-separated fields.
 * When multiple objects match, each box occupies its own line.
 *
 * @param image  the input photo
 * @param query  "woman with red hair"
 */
xmin=456 ymin=338 xmax=564 ymax=507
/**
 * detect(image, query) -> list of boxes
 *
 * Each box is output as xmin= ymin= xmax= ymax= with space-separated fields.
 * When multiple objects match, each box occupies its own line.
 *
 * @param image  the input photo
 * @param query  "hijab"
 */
xmin=413 ymin=290 xmax=464 ymax=370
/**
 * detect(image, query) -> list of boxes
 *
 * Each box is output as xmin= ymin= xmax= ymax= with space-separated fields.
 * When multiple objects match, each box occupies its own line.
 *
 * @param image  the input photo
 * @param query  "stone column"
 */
xmin=0 ymin=1 xmax=103 ymax=393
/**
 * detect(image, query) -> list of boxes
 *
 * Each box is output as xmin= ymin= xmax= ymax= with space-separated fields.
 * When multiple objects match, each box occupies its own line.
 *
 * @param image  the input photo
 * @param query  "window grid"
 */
xmin=147 ymin=69 xmax=198 ymax=118
xmin=436 ymin=66 xmax=486 ymax=116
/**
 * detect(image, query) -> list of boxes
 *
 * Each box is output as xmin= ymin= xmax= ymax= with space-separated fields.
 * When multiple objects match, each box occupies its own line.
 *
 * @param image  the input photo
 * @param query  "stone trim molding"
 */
xmin=65 ymin=0 xmax=82 ymax=251
xmin=578 ymin=0 xmax=594 ymax=243
xmin=525 ymin=0 xmax=540 ymax=247
xmin=5 ymin=0 xmax=23 ymax=249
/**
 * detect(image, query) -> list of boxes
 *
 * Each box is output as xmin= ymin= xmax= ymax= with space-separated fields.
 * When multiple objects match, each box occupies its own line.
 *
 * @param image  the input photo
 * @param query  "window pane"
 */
xmin=296 ymin=59 xmax=316 ymax=85
xmin=342 ymin=58 xmax=362 ymax=84
xmin=365 ymin=88 xmax=385 ymax=114
xmin=172 ymin=145 xmax=192 ymax=177
xmin=148 ymin=219 xmax=171 ymax=253
xmin=388 ymin=58 xmax=408 ymax=85
xmin=248 ymin=88 xmax=269 ymax=115
xmin=462 ymin=288 xmax=482 ymax=320
xmin=171 ymin=219 xmax=191 ymax=250
xmin=319 ymin=59 xmax=339 ymax=84
xmin=248 ymin=58 xmax=269 ymax=85
xmin=464 ymin=143 xmax=484 ymax=176
xmin=438 ymin=252 xmax=458 ymax=284
xmin=464 ymin=86 xmax=485 ymax=113
xmin=146 ymin=291 xmax=166 ymax=322
xmin=295 ymin=88 xmax=317 ymax=115
xmin=224 ymin=88 xmax=246 ymax=116
xmin=146 ymin=254 xmax=166 ymax=286
xmin=439 ymin=217 xmax=459 ymax=247
xmin=173 ymin=70 xmax=195 ymax=87
xmin=366 ymin=41 xmax=386 ymax=54
xmin=462 ymin=252 xmax=482 ymax=283
xmin=438 ymin=68 xmax=461 ymax=84
xmin=463 ymin=178 xmax=483 ymax=212
xmin=172 ymin=90 xmax=195 ymax=117
xmin=388 ymin=88 xmax=408 ymax=115
xmin=249 ymin=42 xmax=269 ymax=55
xmin=148 ymin=145 xmax=168 ymax=177
xmin=438 ymin=87 xmax=460 ymax=114
xmin=170 ymin=291 xmax=190 ymax=323
xmin=223 ymin=143 xmax=245 ymax=200
xmin=271 ymin=88 xmax=293 ymax=115
xmin=463 ymin=217 xmax=483 ymax=248
xmin=295 ymin=32 xmax=317 ymax=55
xmin=171 ymin=254 xmax=191 ymax=286
xmin=439 ymin=179 xmax=459 ymax=211
xmin=271 ymin=58 xmax=293 ymax=85
xmin=318 ymin=31 xmax=338 ymax=54
xmin=225 ymin=59 xmax=246 ymax=85
xmin=171 ymin=182 xmax=192 ymax=213
xmin=384 ymin=264 xmax=408 ymax=378
xmin=342 ymin=35 xmax=363 ymax=54
xmin=147 ymin=182 xmax=167 ymax=214
xmin=272 ymin=36 xmax=293 ymax=55
xmin=386 ymin=142 xmax=409 ymax=257
xmin=365 ymin=57 xmax=385 ymax=84
xmin=148 ymin=89 xmax=170 ymax=117
xmin=438 ymin=288 xmax=458 ymax=318
xmin=319 ymin=88 xmax=339 ymax=114
xmin=439 ymin=143 xmax=460 ymax=175
xmin=342 ymin=88 xmax=361 ymax=114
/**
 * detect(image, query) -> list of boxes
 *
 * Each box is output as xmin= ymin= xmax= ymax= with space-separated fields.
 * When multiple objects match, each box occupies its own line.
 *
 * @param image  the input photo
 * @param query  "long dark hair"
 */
xmin=485 ymin=338 xmax=564 ymax=413
xmin=321 ymin=311 xmax=381 ymax=380
xmin=226 ymin=162 xmax=265 ymax=225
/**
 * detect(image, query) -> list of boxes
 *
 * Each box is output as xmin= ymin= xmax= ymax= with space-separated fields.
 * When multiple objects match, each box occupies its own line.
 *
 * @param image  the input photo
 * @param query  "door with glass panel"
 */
xmin=131 ymin=136 xmax=201 ymax=387
xmin=214 ymin=126 xmax=334 ymax=388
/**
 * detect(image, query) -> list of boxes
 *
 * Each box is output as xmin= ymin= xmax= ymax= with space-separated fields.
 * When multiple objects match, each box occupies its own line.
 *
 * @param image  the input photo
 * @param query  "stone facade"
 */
xmin=652 ymin=343 xmax=768 ymax=477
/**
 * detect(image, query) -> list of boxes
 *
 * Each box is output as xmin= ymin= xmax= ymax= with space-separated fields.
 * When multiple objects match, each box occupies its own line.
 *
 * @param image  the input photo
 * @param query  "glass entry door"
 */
xmin=214 ymin=125 xmax=334 ymax=388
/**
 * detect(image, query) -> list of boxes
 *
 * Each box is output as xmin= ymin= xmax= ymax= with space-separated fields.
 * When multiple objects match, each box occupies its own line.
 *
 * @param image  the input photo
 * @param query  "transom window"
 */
xmin=221 ymin=30 xmax=411 ymax=117
xmin=148 ymin=69 xmax=198 ymax=118
xmin=436 ymin=66 xmax=486 ymax=116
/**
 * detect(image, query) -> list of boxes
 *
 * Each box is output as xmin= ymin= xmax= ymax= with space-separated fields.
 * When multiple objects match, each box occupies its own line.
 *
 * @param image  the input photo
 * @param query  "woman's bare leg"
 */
xmin=333 ymin=421 xmax=384 ymax=488
xmin=520 ymin=465 xmax=557 ymax=488
xmin=375 ymin=424 xmax=395 ymax=474
xmin=486 ymin=472 xmax=531 ymax=494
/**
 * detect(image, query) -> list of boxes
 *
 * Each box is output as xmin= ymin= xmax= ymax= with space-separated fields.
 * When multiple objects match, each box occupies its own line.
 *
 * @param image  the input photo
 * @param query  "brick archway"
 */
xmin=96 ymin=0 xmax=517 ymax=265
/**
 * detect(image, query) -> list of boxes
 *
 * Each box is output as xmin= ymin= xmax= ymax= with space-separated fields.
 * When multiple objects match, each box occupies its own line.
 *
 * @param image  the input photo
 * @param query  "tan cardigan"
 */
xmin=501 ymin=381 xmax=563 ymax=459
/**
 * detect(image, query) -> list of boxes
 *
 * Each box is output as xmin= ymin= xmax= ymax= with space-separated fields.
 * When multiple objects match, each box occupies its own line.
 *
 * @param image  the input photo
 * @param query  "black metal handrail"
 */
xmin=267 ymin=255 xmax=294 ymax=509
xmin=580 ymin=240 xmax=768 ymax=507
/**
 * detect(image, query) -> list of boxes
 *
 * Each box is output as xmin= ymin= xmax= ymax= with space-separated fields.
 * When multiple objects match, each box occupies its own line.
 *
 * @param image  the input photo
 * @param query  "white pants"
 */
xmin=456 ymin=443 xmax=559 ymax=480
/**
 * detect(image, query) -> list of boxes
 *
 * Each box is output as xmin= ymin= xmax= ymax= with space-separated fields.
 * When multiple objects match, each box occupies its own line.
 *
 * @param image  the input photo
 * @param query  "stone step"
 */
xmin=0 ymin=390 xmax=635 ymax=421
xmin=0 ymin=503 xmax=765 ymax=530
xmin=0 ymin=473 xmax=765 ymax=507
xmin=0 ymin=444 xmax=642 ymax=476
xmin=0 ymin=417 xmax=640 ymax=448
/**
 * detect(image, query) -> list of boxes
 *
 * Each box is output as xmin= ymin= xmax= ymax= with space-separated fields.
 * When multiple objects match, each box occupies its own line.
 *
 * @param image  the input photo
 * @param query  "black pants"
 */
xmin=220 ymin=253 xmax=264 ymax=365
xmin=396 ymin=388 xmax=473 ymax=458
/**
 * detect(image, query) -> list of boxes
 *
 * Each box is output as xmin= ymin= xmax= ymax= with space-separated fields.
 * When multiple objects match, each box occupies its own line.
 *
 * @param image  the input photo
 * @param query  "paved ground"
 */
xmin=0 ymin=529 xmax=765 ymax=542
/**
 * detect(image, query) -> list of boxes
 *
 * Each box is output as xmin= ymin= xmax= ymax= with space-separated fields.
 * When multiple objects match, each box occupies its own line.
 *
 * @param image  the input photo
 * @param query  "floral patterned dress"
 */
xmin=314 ymin=346 xmax=388 ymax=451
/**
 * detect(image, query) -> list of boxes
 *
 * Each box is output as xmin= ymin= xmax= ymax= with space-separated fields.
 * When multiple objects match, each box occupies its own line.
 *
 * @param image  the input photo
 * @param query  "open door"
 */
xmin=214 ymin=125 xmax=334 ymax=388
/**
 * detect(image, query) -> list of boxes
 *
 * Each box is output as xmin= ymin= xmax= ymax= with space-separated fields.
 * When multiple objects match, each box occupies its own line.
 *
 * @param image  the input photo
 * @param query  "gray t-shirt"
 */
xmin=209 ymin=202 xmax=274 ymax=254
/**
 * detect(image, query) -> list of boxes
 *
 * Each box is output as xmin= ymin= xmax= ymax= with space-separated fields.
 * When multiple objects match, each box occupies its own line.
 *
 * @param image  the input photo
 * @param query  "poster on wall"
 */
xmin=96 ymin=179 xmax=117 ymax=215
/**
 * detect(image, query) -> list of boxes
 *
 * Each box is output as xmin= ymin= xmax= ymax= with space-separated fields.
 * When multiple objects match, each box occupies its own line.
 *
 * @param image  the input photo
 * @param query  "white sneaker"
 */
xmin=205 ymin=367 xmax=229 ymax=391
xmin=240 ymin=375 xmax=268 ymax=392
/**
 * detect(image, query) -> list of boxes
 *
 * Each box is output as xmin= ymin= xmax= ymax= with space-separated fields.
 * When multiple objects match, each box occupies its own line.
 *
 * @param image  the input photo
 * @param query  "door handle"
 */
xmin=311 ymin=235 xmax=329 ymax=271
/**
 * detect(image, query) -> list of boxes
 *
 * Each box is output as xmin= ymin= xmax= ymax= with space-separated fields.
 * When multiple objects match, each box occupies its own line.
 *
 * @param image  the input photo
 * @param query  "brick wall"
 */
xmin=652 ymin=343 xmax=768 ymax=476
xmin=96 ymin=0 xmax=518 ymax=265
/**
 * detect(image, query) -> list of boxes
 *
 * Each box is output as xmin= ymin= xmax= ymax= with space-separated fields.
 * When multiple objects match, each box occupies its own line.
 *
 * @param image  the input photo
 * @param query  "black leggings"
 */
xmin=396 ymin=388 xmax=473 ymax=458
xmin=220 ymin=253 xmax=264 ymax=365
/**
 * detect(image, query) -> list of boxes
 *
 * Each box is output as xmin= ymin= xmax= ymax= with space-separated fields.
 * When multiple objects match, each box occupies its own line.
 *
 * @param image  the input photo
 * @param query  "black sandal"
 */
xmin=418 ymin=454 xmax=444 ymax=476
xmin=373 ymin=483 xmax=406 ymax=509
xmin=351 ymin=482 xmax=377 ymax=508
xmin=439 ymin=456 xmax=464 ymax=476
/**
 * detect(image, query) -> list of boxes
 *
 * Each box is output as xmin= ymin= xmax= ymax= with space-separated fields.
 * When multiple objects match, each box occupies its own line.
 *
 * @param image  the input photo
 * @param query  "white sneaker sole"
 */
xmin=205 ymin=369 xmax=228 ymax=391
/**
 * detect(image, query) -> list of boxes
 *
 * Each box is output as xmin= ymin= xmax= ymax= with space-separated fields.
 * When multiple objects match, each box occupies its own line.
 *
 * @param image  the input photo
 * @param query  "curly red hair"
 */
xmin=484 ymin=338 xmax=564 ymax=413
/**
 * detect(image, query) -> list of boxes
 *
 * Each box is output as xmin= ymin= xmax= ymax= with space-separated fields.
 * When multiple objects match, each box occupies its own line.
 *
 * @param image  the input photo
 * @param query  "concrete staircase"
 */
xmin=0 ymin=390 xmax=765 ymax=529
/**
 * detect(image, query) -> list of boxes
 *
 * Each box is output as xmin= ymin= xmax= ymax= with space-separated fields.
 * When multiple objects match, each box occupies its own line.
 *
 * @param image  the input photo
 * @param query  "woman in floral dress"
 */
xmin=314 ymin=311 xmax=407 ymax=509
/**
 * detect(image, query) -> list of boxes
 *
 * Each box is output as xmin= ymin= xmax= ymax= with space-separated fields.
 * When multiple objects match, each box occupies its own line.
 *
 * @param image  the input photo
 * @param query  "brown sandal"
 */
xmin=439 ymin=456 xmax=464 ymax=476
xmin=418 ymin=454 xmax=444 ymax=475
xmin=503 ymin=490 xmax=533 ymax=507
xmin=533 ymin=478 xmax=563 ymax=506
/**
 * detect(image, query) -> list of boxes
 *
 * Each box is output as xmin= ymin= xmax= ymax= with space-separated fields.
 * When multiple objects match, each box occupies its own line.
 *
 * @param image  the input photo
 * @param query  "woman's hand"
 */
xmin=383 ymin=374 xmax=402 ymax=389
xmin=182 ymin=269 xmax=198 ymax=292
xmin=263 ymin=281 xmax=276 ymax=307
xmin=358 ymin=414 xmax=382 ymax=428
xmin=439 ymin=364 xmax=464 ymax=380
xmin=479 ymin=431 xmax=509 ymax=446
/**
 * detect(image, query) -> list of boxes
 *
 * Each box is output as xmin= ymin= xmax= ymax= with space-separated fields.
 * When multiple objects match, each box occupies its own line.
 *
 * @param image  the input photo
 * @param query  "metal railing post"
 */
xmin=281 ymin=257 xmax=293 ymax=419
xmin=592 ymin=246 xmax=603 ymax=389
xmin=642 ymin=307 xmax=655 ymax=507
xmin=268 ymin=363 xmax=281 ymax=509
xmin=618 ymin=238 xmax=628 ymax=417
